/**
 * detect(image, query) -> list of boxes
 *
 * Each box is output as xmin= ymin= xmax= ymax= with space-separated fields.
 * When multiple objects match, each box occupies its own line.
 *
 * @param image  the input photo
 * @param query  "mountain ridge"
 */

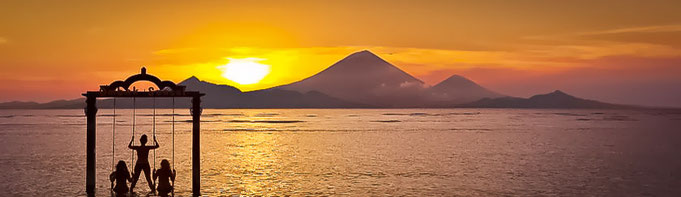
xmin=457 ymin=90 xmax=630 ymax=108
xmin=0 ymin=50 xmax=643 ymax=109
xmin=0 ymin=87 xmax=644 ymax=109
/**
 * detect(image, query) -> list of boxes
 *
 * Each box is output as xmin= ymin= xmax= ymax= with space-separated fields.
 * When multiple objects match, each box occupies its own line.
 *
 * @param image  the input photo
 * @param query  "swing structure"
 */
xmin=83 ymin=67 xmax=204 ymax=196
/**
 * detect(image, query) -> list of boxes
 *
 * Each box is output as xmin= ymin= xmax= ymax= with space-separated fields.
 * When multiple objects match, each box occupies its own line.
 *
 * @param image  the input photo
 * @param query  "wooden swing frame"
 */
xmin=83 ymin=67 xmax=204 ymax=196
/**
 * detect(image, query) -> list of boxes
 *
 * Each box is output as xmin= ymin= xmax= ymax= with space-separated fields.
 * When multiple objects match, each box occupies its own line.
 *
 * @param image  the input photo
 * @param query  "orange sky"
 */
xmin=1 ymin=0 xmax=681 ymax=107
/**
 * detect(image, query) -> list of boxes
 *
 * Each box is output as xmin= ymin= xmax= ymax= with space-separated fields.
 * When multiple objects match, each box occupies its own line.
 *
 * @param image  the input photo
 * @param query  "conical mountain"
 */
xmin=427 ymin=74 xmax=503 ymax=104
xmin=278 ymin=50 xmax=426 ymax=107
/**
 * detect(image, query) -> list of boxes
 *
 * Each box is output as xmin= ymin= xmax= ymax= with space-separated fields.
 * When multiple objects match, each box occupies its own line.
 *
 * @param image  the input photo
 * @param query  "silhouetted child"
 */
xmin=128 ymin=134 xmax=159 ymax=193
xmin=109 ymin=160 xmax=132 ymax=196
xmin=153 ymin=159 xmax=176 ymax=197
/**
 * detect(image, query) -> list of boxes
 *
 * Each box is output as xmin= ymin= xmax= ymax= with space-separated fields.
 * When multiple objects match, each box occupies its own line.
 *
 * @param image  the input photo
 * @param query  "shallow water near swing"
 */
xmin=0 ymin=108 xmax=681 ymax=196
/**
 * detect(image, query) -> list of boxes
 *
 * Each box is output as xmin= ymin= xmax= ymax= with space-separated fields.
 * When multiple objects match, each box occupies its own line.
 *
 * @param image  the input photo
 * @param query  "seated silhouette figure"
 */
xmin=128 ymin=134 xmax=159 ymax=194
xmin=109 ymin=160 xmax=132 ymax=196
xmin=154 ymin=159 xmax=176 ymax=197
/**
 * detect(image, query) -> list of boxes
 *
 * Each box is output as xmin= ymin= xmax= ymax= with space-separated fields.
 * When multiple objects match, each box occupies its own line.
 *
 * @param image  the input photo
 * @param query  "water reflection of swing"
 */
xmin=110 ymin=96 xmax=176 ymax=196
xmin=83 ymin=67 xmax=204 ymax=196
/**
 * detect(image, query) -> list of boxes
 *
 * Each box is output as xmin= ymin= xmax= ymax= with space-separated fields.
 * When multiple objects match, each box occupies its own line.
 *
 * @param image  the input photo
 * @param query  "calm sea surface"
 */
xmin=0 ymin=108 xmax=680 ymax=196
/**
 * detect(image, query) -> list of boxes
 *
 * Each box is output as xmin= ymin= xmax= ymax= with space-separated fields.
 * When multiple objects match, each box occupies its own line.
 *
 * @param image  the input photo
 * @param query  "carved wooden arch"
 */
xmin=100 ymin=67 xmax=186 ymax=92
xmin=83 ymin=67 xmax=202 ymax=196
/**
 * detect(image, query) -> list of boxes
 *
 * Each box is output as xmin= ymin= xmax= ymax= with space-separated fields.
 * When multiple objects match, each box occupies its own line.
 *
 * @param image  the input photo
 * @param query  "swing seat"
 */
xmin=138 ymin=188 xmax=173 ymax=197
xmin=110 ymin=189 xmax=132 ymax=197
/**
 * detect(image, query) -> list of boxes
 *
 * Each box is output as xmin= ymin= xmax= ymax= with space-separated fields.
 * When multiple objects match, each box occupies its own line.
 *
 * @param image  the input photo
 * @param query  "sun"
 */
xmin=218 ymin=58 xmax=271 ymax=85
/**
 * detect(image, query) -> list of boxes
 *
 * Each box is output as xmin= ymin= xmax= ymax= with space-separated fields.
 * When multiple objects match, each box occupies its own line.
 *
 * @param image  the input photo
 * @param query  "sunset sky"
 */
xmin=1 ymin=0 xmax=680 ymax=107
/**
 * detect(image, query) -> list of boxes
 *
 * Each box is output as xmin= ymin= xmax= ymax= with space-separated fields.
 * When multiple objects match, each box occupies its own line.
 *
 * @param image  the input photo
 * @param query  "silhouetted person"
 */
xmin=128 ymin=134 xmax=159 ymax=194
xmin=109 ymin=160 xmax=132 ymax=196
xmin=153 ymin=159 xmax=176 ymax=197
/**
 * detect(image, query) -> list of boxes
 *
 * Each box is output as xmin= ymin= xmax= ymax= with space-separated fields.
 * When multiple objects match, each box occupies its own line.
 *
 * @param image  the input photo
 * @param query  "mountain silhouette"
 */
xmin=179 ymin=77 xmax=366 ymax=108
xmin=457 ymin=90 xmax=629 ymax=108
xmin=0 ymin=99 xmax=85 ymax=109
xmin=0 ymin=101 xmax=40 ymax=109
xmin=0 ymin=76 xmax=365 ymax=109
xmin=0 ymin=86 xmax=635 ymax=109
xmin=180 ymin=76 xmax=241 ymax=95
xmin=0 ymin=51 xmax=643 ymax=109
xmin=178 ymin=76 xmax=240 ymax=107
xmin=278 ymin=50 xmax=427 ymax=107
xmin=427 ymin=74 xmax=504 ymax=104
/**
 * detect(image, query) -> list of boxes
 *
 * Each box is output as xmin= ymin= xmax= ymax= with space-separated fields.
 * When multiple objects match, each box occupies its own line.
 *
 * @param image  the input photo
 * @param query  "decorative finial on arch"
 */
xmin=99 ymin=66 xmax=185 ymax=93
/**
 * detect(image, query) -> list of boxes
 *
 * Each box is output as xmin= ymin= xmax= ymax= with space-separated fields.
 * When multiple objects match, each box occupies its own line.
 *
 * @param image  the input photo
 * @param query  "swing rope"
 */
xmin=153 ymin=97 xmax=156 ymax=166
xmin=152 ymin=97 xmax=156 ymax=187
xmin=171 ymin=97 xmax=175 ymax=194
xmin=111 ymin=98 xmax=116 ymax=190
xmin=172 ymin=97 xmax=175 ymax=170
xmin=112 ymin=98 xmax=116 ymax=171
xmin=131 ymin=97 xmax=136 ymax=168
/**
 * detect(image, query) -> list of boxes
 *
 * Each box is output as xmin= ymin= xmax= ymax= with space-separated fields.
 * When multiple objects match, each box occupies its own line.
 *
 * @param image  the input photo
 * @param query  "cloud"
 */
xmin=150 ymin=44 xmax=681 ymax=87
xmin=525 ymin=24 xmax=681 ymax=40
xmin=524 ymin=42 xmax=681 ymax=60
xmin=523 ymin=24 xmax=681 ymax=51
xmin=153 ymin=48 xmax=198 ymax=55
xmin=576 ymin=24 xmax=681 ymax=36
xmin=399 ymin=81 xmax=428 ymax=89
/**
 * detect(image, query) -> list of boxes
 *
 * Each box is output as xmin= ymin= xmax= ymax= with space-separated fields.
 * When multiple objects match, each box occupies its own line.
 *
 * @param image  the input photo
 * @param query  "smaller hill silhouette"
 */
xmin=0 ymin=101 xmax=40 ymax=109
xmin=180 ymin=77 xmax=367 ymax=108
xmin=179 ymin=76 xmax=242 ymax=95
xmin=427 ymin=74 xmax=504 ymax=104
xmin=457 ymin=90 xmax=630 ymax=108
xmin=0 ymin=99 xmax=85 ymax=109
xmin=178 ymin=76 xmax=241 ymax=108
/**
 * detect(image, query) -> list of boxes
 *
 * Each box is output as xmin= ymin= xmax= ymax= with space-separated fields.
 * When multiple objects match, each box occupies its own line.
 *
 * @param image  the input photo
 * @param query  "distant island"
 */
xmin=0 ymin=50 xmax=639 ymax=109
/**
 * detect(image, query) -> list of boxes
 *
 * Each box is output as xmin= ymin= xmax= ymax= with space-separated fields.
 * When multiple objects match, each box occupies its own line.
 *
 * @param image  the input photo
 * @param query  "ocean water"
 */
xmin=0 ymin=108 xmax=680 ymax=196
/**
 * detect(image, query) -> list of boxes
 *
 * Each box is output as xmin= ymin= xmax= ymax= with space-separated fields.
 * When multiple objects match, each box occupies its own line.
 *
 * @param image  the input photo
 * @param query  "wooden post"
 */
xmin=191 ymin=95 xmax=202 ymax=196
xmin=85 ymin=95 xmax=97 ymax=195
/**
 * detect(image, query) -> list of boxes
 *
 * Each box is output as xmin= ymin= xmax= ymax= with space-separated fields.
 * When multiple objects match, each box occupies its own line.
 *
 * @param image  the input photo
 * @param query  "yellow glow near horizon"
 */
xmin=218 ymin=58 xmax=271 ymax=85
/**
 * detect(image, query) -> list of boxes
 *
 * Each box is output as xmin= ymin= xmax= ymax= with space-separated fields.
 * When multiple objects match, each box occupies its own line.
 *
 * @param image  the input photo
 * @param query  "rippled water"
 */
xmin=0 ymin=108 xmax=680 ymax=196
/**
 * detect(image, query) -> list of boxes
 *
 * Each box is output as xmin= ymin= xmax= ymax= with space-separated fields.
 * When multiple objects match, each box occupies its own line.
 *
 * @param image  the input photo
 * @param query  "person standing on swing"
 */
xmin=128 ymin=134 xmax=159 ymax=193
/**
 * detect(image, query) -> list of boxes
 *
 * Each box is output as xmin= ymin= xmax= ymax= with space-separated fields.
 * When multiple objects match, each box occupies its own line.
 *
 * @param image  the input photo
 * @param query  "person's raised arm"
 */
xmin=152 ymin=135 xmax=160 ymax=149
xmin=128 ymin=136 xmax=134 ymax=149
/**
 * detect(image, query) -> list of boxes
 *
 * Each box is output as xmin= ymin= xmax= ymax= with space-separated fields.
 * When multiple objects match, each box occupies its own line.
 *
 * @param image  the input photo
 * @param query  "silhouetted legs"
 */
xmin=130 ymin=162 xmax=154 ymax=193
